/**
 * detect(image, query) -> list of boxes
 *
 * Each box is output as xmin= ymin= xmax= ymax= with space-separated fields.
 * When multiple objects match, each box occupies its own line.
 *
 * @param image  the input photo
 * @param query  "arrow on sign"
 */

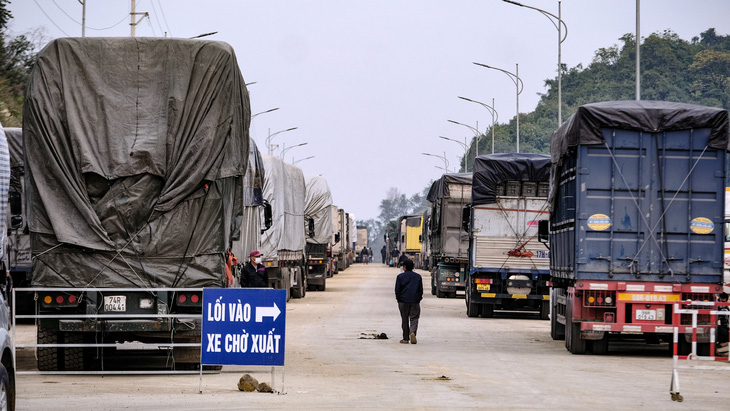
xmin=256 ymin=302 xmax=281 ymax=322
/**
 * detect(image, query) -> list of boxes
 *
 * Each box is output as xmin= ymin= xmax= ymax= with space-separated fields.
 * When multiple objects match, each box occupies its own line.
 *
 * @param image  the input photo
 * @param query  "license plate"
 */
xmin=104 ymin=296 xmax=127 ymax=312
xmin=635 ymin=309 xmax=656 ymax=321
xmin=476 ymin=284 xmax=490 ymax=291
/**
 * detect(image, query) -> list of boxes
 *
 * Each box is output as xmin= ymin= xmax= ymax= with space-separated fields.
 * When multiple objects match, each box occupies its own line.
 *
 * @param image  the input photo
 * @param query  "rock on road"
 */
xmin=14 ymin=263 xmax=730 ymax=409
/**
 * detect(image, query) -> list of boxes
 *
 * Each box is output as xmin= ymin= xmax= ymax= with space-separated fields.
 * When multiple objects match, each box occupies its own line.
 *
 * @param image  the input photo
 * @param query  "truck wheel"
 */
xmin=63 ymin=332 xmax=85 ymax=371
xmin=480 ymin=304 xmax=494 ymax=318
xmin=539 ymin=300 xmax=550 ymax=320
xmin=0 ymin=363 xmax=13 ymax=411
xmin=590 ymin=335 xmax=609 ymax=355
xmin=318 ymin=282 xmax=326 ymax=292
xmin=37 ymin=326 xmax=60 ymax=371
xmin=550 ymin=289 xmax=566 ymax=340
xmin=466 ymin=298 xmax=479 ymax=318
xmin=565 ymin=301 xmax=586 ymax=354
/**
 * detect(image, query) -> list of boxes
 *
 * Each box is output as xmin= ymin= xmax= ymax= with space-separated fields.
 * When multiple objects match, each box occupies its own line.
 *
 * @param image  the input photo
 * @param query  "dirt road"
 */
xmin=14 ymin=264 xmax=730 ymax=409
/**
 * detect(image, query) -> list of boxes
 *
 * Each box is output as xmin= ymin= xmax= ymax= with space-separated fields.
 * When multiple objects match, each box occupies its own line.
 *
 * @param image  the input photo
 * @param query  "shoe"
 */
xmin=410 ymin=332 xmax=417 ymax=344
xmin=399 ymin=339 xmax=409 ymax=344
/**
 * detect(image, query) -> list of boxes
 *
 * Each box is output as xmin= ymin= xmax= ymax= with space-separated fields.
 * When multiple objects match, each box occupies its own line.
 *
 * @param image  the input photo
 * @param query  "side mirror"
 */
xmin=461 ymin=204 xmax=472 ymax=232
xmin=261 ymin=200 xmax=273 ymax=234
xmin=9 ymin=190 xmax=21 ymax=216
xmin=538 ymin=220 xmax=550 ymax=249
xmin=419 ymin=235 xmax=422 ymax=243
xmin=307 ymin=217 xmax=315 ymax=238
xmin=334 ymin=233 xmax=341 ymax=244
xmin=10 ymin=216 xmax=22 ymax=230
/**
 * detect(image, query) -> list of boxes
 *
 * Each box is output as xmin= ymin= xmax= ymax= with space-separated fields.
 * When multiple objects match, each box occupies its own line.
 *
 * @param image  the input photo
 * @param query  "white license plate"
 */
xmin=104 ymin=296 xmax=127 ymax=312
xmin=635 ymin=309 xmax=656 ymax=321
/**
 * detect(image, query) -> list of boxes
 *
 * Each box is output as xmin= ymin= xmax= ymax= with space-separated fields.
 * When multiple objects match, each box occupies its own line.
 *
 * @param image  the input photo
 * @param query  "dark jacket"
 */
xmin=242 ymin=261 xmax=268 ymax=287
xmin=395 ymin=270 xmax=423 ymax=303
xmin=361 ymin=247 xmax=369 ymax=256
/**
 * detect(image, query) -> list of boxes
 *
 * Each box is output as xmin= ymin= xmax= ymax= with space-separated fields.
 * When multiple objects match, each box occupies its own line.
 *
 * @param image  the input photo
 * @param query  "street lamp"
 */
xmin=503 ymin=0 xmax=567 ymax=125
xmin=458 ymin=96 xmax=498 ymax=154
xmin=251 ymin=107 xmax=279 ymax=120
xmin=473 ymin=62 xmax=523 ymax=153
xmin=439 ymin=134 xmax=470 ymax=172
xmin=293 ymin=156 xmax=315 ymax=165
xmin=422 ymin=152 xmax=449 ymax=173
xmin=446 ymin=120 xmax=477 ymax=172
xmin=266 ymin=127 xmax=298 ymax=155
xmin=280 ymin=142 xmax=308 ymax=159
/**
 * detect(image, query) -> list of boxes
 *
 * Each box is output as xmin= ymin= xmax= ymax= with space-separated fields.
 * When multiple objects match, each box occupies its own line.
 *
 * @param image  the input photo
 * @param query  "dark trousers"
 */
xmin=398 ymin=302 xmax=420 ymax=341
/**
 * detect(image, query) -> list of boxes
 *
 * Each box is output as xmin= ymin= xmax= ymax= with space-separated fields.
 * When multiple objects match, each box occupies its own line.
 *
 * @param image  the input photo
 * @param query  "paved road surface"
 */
xmin=13 ymin=263 xmax=730 ymax=409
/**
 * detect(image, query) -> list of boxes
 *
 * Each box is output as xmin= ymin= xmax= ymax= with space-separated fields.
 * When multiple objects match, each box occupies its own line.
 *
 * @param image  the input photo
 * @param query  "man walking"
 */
xmin=395 ymin=259 xmax=422 ymax=344
xmin=380 ymin=245 xmax=387 ymax=264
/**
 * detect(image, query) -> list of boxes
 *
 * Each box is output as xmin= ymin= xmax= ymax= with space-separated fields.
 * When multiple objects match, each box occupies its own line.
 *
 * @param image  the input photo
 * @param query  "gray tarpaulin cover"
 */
xmin=5 ymin=128 xmax=22 ymax=193
xmin=427 ymin=172 xmax=472 ymax=202
xmin=304 ymin=175 xmax=333 ymax=245
xmin=231 ymin=138 xmax=266 ymax=260
xmin=24 ymin=38 xmax=250 ymax=288
xmin=259 ymin=155 xmax=305 ymax=259
xmin=549 ymin=100 xmax=730 ymax=210
xmin=472 ymin=153 xmax=550 ymax=206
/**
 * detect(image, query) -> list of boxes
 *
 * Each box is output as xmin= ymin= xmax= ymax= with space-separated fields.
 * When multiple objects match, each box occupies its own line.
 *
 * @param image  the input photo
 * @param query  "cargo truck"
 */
xmin=304 ymin=176 xmax=334 ymax=290
xmin=464 ymin=154 xmax=551 ymax=318
xmin=420 ymin=208 xmax=431 ymax=270
xmin=5 ymin=128 xmax=32 ymax=314
xmin=26 ymin=37 xmax=249 ymax=370
xmin=331 ymin=207 xmax=345 ymax=273
xmin=545 ymin=100 xmax=728 ymax=354
xmin=426 ymin=173 xmax=472 ymax=298
xmin=260 ymin=155 xmax=307 ymax=300
xmin=398 ymin=215 xmax=423 ymax=266
xmin=356 ymin=226 xmax=368 ymax=263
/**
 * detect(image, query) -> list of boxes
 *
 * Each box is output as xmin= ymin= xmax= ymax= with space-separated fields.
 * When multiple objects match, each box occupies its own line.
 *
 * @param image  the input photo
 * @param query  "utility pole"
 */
xmin=636 ymin=0 xmax=641 ymax=100
xmin=130 ymin=0 xmax=149 ymax=37
xmin=79 ymin=0 xmax=86 ymax=37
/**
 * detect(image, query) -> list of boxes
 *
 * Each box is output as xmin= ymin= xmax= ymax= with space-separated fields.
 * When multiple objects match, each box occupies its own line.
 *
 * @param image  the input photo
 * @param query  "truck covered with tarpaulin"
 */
xmin=24 ymin=37 xmax=249 ymax=370
xmin=304 ymin=175 xmax=334 ymax=290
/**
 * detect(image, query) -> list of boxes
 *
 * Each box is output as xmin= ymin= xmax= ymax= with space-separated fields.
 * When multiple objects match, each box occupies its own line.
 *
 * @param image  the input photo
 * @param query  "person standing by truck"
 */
xmin=395 ymin=259 xmax=423 ymax=344
xmin=381 ymin=245 xmax=387 ymax=264
xmin=360 ymin=246 xmax=369 ymax=265
xmin=242 ymin=250 xmax=268 ymax=288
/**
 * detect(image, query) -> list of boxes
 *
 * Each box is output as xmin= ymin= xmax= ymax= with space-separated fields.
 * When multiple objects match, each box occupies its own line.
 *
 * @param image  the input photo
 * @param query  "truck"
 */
xmin=356 ymin=226 xmax=368 ymax=263
xmin=5 ymin=127 xmax=32 ymax=314
xmin=260 ymin=155 xmax=307 ymax=300
xmin=0 ymin=126 xmax=15 ymax=409
xmin=331 ymin=207 xmax=345 ymax=273
xmin=231 ymin=138 xmax=271 ymax=282
xmin=545 ymin=100 xmax=728 ymax=354
xmin=398 ymin=215 xmax=423 ymax=266
xmin=304 ymin=176 xmax=334 ymax=291
xmin=25 ymin=37 xmax=250 ymax=370
xmin=420 ymin=208 xmax=431 ymax=270
xmin=464 ymin=154 xmax=551 ymax=319
xmin=346 ymin=213 xmax=355 ymax=267
xmin=426 ymin=173 xmax=472 ymax=298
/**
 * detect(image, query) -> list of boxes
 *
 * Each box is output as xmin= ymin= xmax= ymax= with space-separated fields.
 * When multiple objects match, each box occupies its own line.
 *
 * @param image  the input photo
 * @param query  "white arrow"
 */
xmin=255 ymin=302 xmax=281 ymax=322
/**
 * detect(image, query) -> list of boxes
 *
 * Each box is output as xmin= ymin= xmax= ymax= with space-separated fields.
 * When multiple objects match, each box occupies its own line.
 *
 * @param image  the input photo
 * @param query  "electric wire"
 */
xmin=149 ymin=0 xmax=166 ymax=36
xmin=49 ymin=0 xmax=129 ymax=32
xmin=32 ymin=0 xmax=70 ymax=36
xmin=156 ymin=0 xmax=173 ymax=36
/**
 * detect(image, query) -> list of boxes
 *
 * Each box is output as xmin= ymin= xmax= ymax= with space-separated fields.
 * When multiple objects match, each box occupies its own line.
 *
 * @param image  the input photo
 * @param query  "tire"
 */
xmin=37 ymin=326 xmax=60 ymax=371
xmin=63 ymin=332 xmax=85 ymax=371
xmin=466 ymin=293 xmax=479 ymax=317
xmin=550 ymin=289 xmax=566 ymax=341
xmin=590 ymin=335 xmax=609 ymax=355
xmin=565 ymin=299 xmax=586 ymax=354
xmin=480 ymin=304 xmax=494 ymax=318
xmin=0 ymin=363 xmax=13 ymax=411
xmin=539 ymin=300 xmax=550 ymax=320
xmin=318 ymin=282 xmax=326 ymax=292
xmin=436 ymin=287 xmax=445 ymax=298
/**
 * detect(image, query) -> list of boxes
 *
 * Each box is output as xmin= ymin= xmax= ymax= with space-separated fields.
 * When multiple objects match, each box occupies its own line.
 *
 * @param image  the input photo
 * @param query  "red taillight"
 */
xmin=68 ymin=295 xmax=77 ymax=304
xmin=178 ymin=294 xmax=187 ymax=303
xmin=474 ymin=279 xmax=492 ymax=284
xmin=191 ymin=294 xmax=199 ymax=303
xmin=56 ymin=295 xmax=64 ymax=304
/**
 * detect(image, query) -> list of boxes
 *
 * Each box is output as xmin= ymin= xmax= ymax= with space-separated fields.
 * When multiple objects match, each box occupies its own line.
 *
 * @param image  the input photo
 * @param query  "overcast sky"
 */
xmin=9 ymin=1 xmax=730 ymax=221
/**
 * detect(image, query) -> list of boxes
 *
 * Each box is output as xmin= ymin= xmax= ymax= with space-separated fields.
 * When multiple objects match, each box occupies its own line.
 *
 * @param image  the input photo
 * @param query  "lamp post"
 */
xmin=266 ymin=127 xmax=298 ymax=155
xmin=446 ymin=120 xmax=478 ymax=171
xmin=439 ymin=134 xmax=470 ymax=172
xmin=422 ymin=152 xmax=449 ymax=173
xmin=473 ymin=62 xmax=523 ymax=153
xmin=503 ymin=0 xmax=567 ymax=126
xmin=458 ymin=96 xmax=498 ymax=154
xmin=280 ymin=142 xmax=308 ymax=160
xmin=293 ymin=156 xmax=315 ymax=165
xmin=251 ymin=107 xmax=279 ymax=120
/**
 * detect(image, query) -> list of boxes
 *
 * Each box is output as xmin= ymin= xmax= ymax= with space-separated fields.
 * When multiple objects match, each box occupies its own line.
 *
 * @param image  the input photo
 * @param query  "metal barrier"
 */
xmin=11 ymin=287 xmax=210 ymax=375
xmin=670 ymin=300 xmax=730 ymax=402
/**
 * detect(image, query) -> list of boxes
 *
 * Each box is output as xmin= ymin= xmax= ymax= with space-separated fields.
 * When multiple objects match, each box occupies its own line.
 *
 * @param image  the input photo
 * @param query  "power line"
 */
xmin=156 ymin=0 xmax=173 ymax=36
xmin=149 ymin=0 xmax=165 ymax=36
xmin=32 ymin=0 xmax=70 ymax=36
xmin=49 ymin=0 xmax=128 ymax=32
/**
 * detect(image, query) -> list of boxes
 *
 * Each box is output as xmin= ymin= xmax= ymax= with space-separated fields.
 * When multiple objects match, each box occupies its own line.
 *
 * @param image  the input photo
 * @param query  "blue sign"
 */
xmin=201 ymin=288 xmax=286 ymax=366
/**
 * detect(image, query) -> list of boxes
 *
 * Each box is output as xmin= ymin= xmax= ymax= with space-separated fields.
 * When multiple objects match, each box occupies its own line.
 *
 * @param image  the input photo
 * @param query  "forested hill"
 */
xmin=460 ymin=29 xmax=730 ymax=169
